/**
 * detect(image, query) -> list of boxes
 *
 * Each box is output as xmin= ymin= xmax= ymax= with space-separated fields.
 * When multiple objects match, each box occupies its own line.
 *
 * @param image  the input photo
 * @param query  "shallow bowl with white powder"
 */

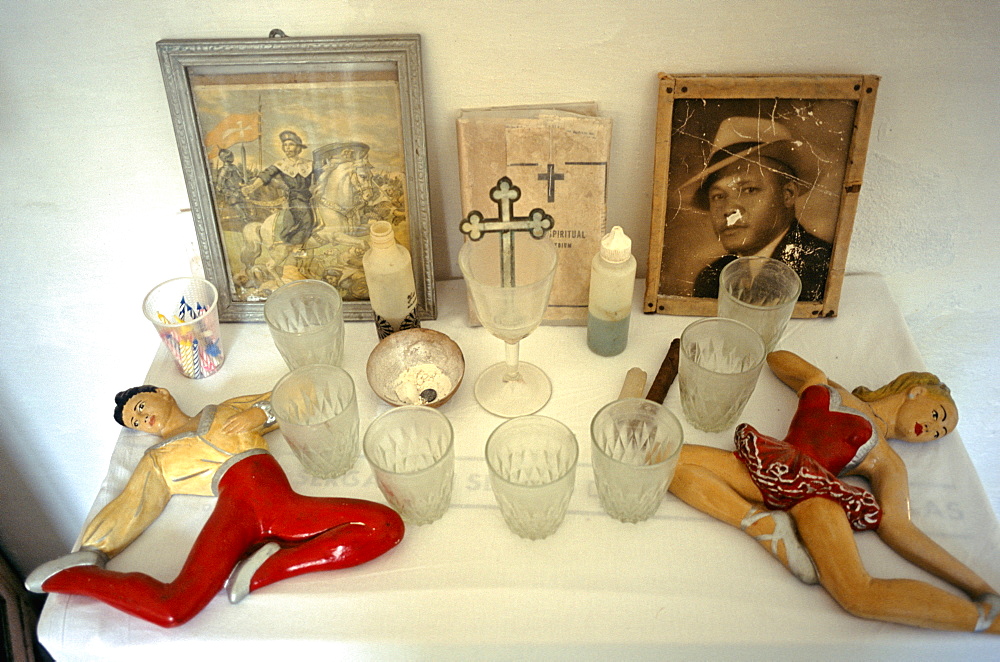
xmin=366 ymin=328 xmax=465 ymax=407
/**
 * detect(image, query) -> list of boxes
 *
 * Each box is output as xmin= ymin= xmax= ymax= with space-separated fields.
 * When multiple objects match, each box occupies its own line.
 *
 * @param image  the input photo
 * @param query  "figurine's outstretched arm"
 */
xmin=863 ymin=441 xmax=997 ymax=599
xmin=766 ymin=351 xmax=831 ymax=395
xmin=79 ymin=453 xmax=171 ymax=558
xmin=29 ymin=452 xmax=173 ymax=592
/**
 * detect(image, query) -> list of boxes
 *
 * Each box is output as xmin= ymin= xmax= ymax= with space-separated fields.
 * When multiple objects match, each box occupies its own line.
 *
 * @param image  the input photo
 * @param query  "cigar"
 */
xmin=646 ymin=338 xmax=680 ymax=404
xmin=618 ymin=367 xmax=647 ymax=399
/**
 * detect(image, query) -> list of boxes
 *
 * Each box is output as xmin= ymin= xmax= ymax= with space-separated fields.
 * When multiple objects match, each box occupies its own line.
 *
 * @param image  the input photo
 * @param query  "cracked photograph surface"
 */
xmin=659 ymin=97 xmax=857 ymax=302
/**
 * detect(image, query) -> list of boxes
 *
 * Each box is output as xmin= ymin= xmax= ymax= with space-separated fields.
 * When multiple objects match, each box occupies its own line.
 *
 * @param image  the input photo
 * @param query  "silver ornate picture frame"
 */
xmin=157 ymin=33 xmax=435 ymax=322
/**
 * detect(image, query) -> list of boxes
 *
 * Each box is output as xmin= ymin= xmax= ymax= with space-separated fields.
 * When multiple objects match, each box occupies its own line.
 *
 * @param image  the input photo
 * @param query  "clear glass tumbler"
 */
xmin=678 ymin=318 xmax=766 ymax=432
xmin=590 ymin=398 xmax=684 ymax=523
xmin=363 ymin=406 xmax=455 ymax=525
xmin=272 ymin=364 xmax=359 ymax=478
xmin=264 ymin=279 xmax=344 ymax=370
xmin=717 ymin=256 xmax=802 ymax=353
xmin=485 ymin=415 xmax=578 ymax=539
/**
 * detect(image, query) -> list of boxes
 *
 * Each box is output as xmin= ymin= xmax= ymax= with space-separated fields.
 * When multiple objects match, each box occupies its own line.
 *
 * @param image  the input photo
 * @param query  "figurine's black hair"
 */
xmin=113 ymin=385 xmax=158 ymax=427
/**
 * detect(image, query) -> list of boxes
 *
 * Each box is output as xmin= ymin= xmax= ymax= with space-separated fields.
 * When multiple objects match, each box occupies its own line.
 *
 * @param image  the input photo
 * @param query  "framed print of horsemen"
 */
xmin=157 ymin=32 xmax=435 ymax=321
xmin=644 ymin=74 xmax=879 ymax=319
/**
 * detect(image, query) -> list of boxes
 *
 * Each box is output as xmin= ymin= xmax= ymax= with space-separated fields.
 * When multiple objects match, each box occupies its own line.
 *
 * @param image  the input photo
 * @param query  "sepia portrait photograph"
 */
xmin=158 ymin=34 xmax=435 ymax=321
xmin=645 ymin=75 xmax=879 ymax=318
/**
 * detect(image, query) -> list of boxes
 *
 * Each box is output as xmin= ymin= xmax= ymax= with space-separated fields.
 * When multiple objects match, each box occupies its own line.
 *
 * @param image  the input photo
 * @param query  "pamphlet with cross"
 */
xmin=459 ymin=177 xmax=554 ymax=287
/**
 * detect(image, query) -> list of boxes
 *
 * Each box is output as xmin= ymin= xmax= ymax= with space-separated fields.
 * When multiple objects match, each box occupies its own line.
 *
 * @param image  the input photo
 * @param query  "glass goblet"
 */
xmin=459 ymin=232 xmax=558 ymax=417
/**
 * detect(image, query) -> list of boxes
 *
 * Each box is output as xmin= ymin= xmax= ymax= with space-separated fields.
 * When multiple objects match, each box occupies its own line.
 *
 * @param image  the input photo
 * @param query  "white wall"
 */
xmin=1 ymin=0 xmax=997 ymax=575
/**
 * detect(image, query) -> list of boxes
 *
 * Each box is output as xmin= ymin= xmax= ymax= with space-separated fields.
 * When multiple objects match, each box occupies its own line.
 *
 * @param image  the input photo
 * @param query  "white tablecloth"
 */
xmin=38 ymin=274 xmax=1000 ymax=660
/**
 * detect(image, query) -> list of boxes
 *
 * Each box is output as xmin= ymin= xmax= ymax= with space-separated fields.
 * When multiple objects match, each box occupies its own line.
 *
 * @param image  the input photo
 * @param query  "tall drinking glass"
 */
xmin=363 ymin=406 xmax=455 ymax=525
xmin=459 ymin=233 xmax=558 ymax=418
xmin=678 ymin=318 xmax=766 ymax=432
xmin=590 ymin=398 xmax=683 ymax=523
xmin=271 ymin=364 xmax=359 ymax=478
xmin=264 ymin=279 xmax=344 ymax=370
xmin=717 ymin=256 xmax=801 ymax=353
xmin=485 ymin=415 xmax=578 ymax=539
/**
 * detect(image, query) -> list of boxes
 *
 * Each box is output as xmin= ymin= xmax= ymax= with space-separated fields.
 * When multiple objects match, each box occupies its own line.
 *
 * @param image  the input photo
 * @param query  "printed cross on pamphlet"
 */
xmin=537 ymin=164 xmax=564 ymax=202
xmin=459 ymin=177 xmax=554 ymax=287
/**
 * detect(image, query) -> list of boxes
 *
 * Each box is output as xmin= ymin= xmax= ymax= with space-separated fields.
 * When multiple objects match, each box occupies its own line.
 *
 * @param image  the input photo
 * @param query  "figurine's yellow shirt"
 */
xmin=79 ymin=403 xmax=269 ymax=557
xmin=146 ymin=405 xmax=268 ymax=496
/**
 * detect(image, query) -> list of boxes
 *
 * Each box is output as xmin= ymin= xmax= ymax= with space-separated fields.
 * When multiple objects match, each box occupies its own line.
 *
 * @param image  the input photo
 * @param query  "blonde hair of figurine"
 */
xmin=851 ymin=371 xmax=953 ymax=404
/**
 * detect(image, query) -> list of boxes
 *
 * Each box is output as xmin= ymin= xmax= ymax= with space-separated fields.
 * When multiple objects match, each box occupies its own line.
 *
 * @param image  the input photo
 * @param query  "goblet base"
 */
xmin=474 ymin=361 xmax=552 ymax=418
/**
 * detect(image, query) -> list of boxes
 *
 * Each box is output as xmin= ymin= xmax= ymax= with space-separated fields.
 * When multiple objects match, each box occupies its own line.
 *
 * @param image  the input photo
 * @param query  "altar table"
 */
xmin=37 ymin=274 xmax=1000 ymax=660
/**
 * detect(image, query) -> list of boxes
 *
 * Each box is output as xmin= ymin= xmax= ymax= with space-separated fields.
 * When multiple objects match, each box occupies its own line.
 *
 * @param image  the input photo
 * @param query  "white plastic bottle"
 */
xmin=587 ymin=225 xmax=637 ymax=357
xmin=363 ymin=221 xmax=420 ymax=339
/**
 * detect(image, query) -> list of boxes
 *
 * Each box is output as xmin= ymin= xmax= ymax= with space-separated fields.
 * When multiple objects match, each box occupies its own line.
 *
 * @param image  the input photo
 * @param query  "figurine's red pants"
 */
xmin=42 ymin=452 xmax=405 ymax=627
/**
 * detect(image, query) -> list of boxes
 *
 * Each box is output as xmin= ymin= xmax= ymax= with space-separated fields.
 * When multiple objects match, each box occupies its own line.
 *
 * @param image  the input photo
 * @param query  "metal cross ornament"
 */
xmin=459 ymin=177 xmax=554 ymax=287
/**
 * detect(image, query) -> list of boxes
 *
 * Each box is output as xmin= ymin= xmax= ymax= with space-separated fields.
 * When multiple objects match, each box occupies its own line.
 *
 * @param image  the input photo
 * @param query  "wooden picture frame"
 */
xmin=157 ymin=33 xmax=435 ymax=322
xmin=644 ymin=74 xmax=879 ymax=318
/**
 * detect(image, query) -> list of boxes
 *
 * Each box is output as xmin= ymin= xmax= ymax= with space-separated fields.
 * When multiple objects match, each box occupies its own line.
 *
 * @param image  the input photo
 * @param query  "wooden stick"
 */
xmin=646 ymin=337 xmax=680 ymax=404
xmin=618 ymin=367 xmax=648 ymax=399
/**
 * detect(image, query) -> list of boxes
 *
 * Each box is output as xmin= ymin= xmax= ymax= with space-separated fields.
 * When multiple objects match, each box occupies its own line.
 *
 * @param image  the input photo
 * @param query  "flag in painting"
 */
xmin=204 ymin=113 xmax=260 ymax=158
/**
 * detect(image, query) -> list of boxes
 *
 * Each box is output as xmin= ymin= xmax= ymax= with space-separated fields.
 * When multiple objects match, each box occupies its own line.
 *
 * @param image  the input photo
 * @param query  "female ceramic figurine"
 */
xmin=669 ymin=350 xmax=1000 ymax=633
xmin=26 ymin=386 xmax=404 ymax=628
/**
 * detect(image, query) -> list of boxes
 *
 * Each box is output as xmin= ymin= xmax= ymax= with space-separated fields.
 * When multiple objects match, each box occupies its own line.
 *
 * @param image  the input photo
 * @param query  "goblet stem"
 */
xmin=504 ymin=340 xmax=521 ymax=382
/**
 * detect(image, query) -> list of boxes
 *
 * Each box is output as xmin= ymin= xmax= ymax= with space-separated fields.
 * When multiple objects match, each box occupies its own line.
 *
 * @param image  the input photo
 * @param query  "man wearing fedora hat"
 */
xmin=684 ymin=116 xmax=833 ymax=302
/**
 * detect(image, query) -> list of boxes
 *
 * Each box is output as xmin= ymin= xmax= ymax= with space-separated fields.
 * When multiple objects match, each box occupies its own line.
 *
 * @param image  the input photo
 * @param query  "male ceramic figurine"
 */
xmin=26 ymin=386 xmax=404 ymax=627
xmin=669 ymin=350 xmax=1000 ymax=633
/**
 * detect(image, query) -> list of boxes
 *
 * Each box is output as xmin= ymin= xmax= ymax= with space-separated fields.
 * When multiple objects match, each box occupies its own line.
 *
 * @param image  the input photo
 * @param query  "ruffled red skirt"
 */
xmin=734 ymin=423 xmax=883 ymax=531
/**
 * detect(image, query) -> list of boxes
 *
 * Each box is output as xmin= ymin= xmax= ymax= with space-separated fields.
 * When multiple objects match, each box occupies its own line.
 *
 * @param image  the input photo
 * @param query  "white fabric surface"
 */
xmin=38 ymin=274 xmax=1000 ymax=660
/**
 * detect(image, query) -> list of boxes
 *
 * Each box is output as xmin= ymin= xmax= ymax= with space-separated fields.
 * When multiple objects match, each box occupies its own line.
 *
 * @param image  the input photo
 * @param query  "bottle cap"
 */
xmin=369 ymin=220 xmax=396 ymax=248
xmin=599 ymin=226 xmax=632 ymax=263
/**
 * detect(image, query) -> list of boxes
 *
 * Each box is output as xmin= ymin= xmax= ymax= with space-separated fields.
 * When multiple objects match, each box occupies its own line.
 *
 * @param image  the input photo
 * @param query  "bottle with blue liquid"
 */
xmin=587 ymin=225 xmax=637 ymax=357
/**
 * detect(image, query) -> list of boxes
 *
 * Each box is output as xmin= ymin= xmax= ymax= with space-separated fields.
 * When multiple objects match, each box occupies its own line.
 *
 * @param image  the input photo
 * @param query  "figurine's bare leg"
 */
xmin=792 ymin=496 xmax=991 ymax=632
xmin=669 ymin=445 xmax=812 ymax=580
xmin=670 ymin=445 xmax=764 ymax=524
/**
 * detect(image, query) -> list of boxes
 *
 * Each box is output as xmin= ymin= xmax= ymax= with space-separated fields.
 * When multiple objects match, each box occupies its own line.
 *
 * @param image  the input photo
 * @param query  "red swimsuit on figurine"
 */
xmin=26 ymin=387 xmax=404 ymax=628
xmin=734 ymin=383 xmax=883 ymax=531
